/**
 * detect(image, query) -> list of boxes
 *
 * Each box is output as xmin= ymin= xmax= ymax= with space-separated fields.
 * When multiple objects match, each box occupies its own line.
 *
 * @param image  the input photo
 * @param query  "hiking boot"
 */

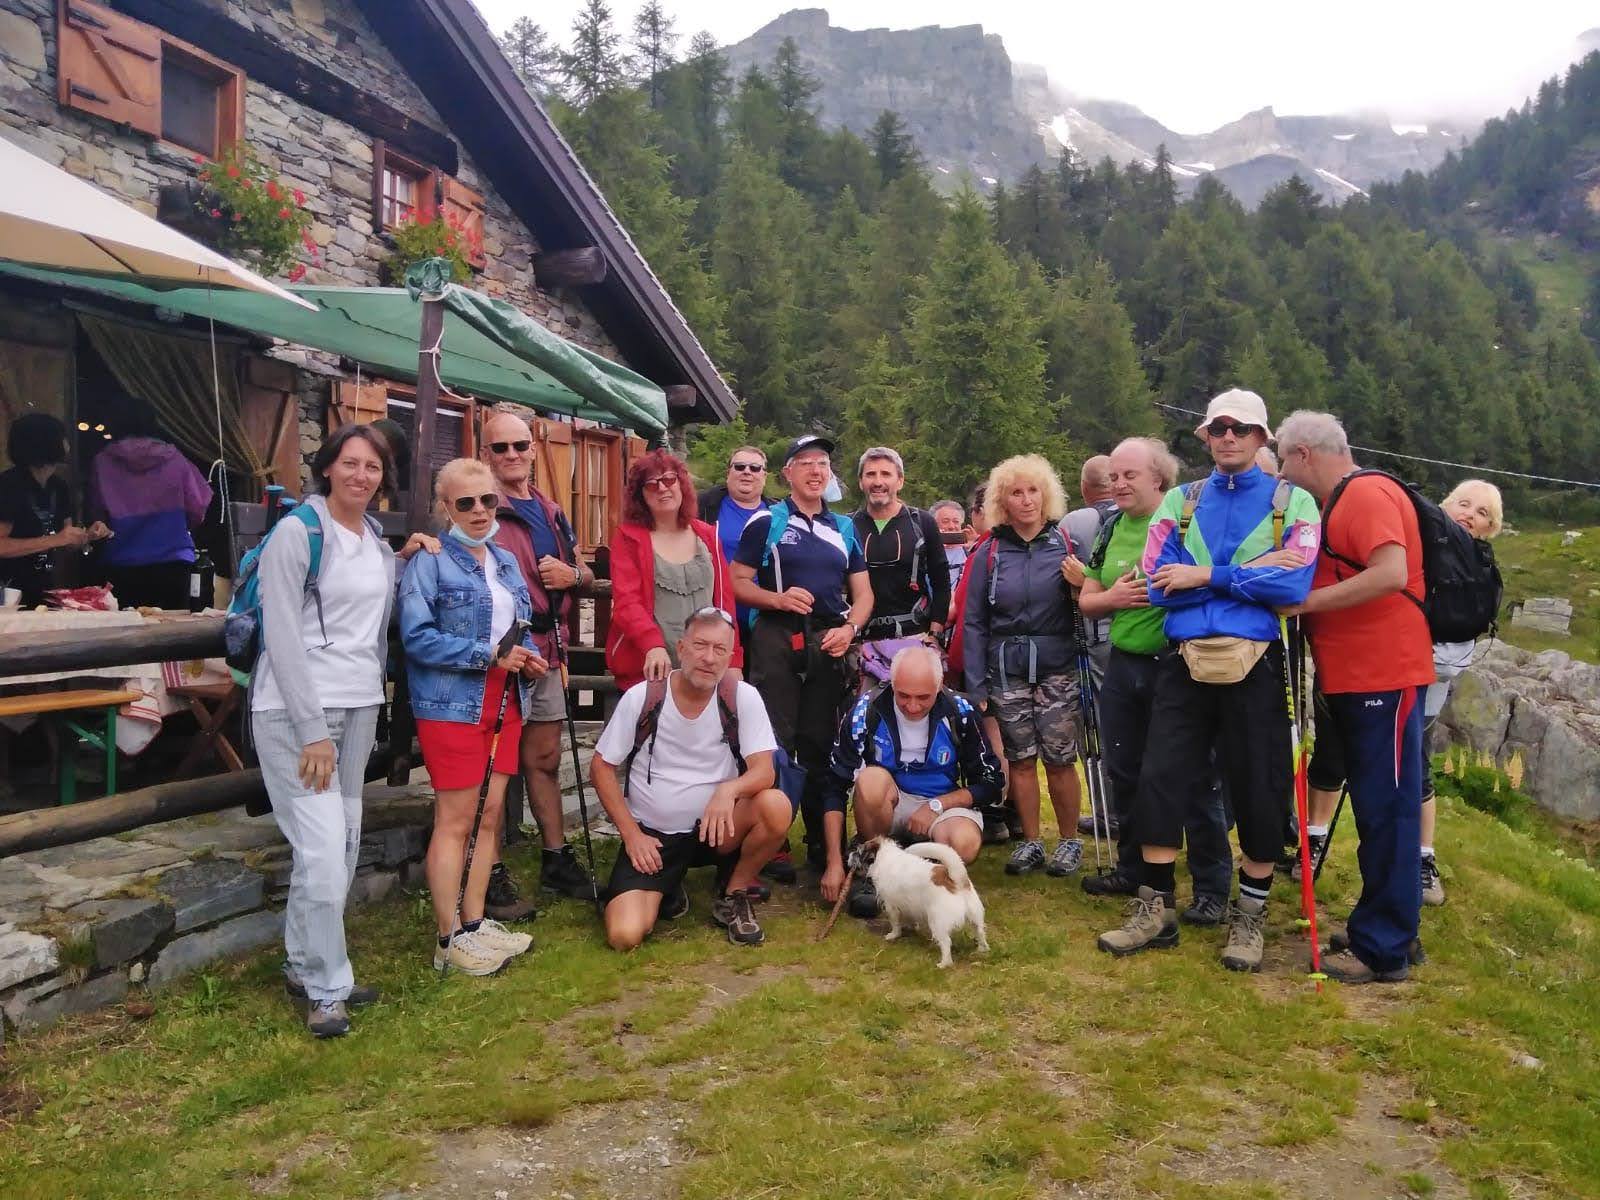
xmin=485 ymin=863 xmax=539 ymax=922
xmin=1076 ymin=812 xmax=1119 ymax=838
xmin=1328 ymin=928 xmax=1426 ymax=966
xmin=473 ymin=918 xmax=533 ymax=957
xmin=761 ymin=848 xmax=797 ymax=884
xmin=284 ymin=969 xmax=380 ymax=1009
xmin=1320 ymin=948 xmax=1409 ymax=984
xmin=711 ymin=890 xmax=764 ymax=945
xmin=1097 ymin=887 xmax=1179 ymax=956
xmin=1081 ymin=866 xmax=1139 ymax=897
xmin=1181 ymin=893 xmax=1228 ymax=927
xmin=1274 ymin=847 xmax=1300 ymax=875
xmin=541 ymin=846 xmax=598 ymax=900
xmin=981 ymin=818 xmax=1011 ymax=846
xmin=1421 ymin=856 xmax=1446 ymax=907
xmin=1045 ymin=838 xmax=1084 ymax=877
xmin=1290 ymin=834 xmax=1328 ymax=883
xmin=660 ymin=883 xmax=689 ymax=921
xmin=1220 ymin=896 xmax=1268 ymax=973
xmin=847 ymin=872 xmax=880 ymax=919
xmin=432 ymin=931 xmax=511 ymax=976
xmin=306 ymin=999 xmax=349 ymax=1039
xmin=1005 ymin=838 xmax=1046 ymax=875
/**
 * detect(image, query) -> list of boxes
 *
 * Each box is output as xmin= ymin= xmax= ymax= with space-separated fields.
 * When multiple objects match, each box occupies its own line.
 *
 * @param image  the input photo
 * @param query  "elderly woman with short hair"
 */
xmin=961 ymin=454 xmax=1086 ymax=877
xmin=399 ymin=457 xmax=543 ymax=977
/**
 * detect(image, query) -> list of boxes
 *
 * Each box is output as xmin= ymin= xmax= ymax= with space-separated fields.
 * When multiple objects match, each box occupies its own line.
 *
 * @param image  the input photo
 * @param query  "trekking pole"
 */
xmin=1279 ymin=616 xmax=1324 ymax=991
xmin=443 ymin=619 xmax=529 ymax=977
xmin=1312 ymin=784 xmax=1347 ymax=882
xmin=549 ymin=616 xmax=603 ymax=915
xmin=1067 ymin=592 xmax=1112 ymax=875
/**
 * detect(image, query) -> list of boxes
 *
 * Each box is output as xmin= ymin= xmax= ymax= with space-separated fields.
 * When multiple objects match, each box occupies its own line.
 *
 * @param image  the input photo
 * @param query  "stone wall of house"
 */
xmin=0 ymin=0 xmax=619 ymax=359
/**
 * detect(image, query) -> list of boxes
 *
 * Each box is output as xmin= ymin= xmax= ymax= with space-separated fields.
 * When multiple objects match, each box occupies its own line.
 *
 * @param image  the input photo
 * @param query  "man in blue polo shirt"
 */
xmin=696 ymin=445 xmax=770 ymax=633
xmin=732 ymin=434 xmax=873 ymax=883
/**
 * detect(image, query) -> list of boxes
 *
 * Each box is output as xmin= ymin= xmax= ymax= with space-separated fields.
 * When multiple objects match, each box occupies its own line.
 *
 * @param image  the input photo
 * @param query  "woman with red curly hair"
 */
xmin=606 ymin=449 xmax=741 ymax=690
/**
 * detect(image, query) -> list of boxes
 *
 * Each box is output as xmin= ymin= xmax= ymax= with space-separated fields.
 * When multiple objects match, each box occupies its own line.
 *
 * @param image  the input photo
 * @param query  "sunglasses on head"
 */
xmin=729 ymin=461 xmax=766 ymax=473
xmin=690 ymin=605 xmax=735 ymax=628
xmin=1204 ymin=419 xmax=1260 ymax=439
xmin=452 ymin=492 xmax=500 ymax=513
xmin=488 ymin=440 xmax=532 ymax=455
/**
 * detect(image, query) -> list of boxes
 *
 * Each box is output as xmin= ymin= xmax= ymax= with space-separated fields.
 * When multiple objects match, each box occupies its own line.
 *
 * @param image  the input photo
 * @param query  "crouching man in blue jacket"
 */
xmin=823 ymin=644 xmax=1005 ymax=919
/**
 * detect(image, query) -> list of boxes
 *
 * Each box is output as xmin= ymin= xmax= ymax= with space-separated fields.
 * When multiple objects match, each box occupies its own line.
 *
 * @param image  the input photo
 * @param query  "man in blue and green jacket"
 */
xmin=1097 ymin=389 xmax=1320 ymax=973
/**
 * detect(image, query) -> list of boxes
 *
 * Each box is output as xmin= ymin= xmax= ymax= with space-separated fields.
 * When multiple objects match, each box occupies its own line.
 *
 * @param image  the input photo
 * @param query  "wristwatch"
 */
xmin=927 ymin=798 xmax=944 ymax=815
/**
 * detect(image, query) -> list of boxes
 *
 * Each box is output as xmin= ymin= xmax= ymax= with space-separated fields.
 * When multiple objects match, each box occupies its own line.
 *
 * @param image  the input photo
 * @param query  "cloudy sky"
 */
xmin=472 ymin=0 xmax=1597 ymax=133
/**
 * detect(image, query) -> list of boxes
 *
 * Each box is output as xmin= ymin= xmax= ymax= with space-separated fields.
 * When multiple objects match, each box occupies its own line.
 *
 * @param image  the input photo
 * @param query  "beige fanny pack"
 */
xmin=1179 ymin=636 xmax=1269 ymax=685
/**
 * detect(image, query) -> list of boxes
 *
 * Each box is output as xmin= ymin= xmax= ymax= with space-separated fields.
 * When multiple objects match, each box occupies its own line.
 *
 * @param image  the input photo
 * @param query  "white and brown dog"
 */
xmin=848 ymin=836 xmax=989 ymax=968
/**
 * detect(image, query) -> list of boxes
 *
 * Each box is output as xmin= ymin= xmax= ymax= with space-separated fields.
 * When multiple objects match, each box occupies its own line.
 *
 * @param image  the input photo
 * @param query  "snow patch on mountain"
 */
xmin=1332 ymin=132 xmax=1357 ymax=141
xmin=1391 ymin=122 xmax=1430 ymax=136
xmin=1314 ymin=166 xmax=1367 ymax=196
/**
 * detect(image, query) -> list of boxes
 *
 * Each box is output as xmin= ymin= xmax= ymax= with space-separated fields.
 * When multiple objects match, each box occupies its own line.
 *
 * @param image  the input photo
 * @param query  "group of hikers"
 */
xmin=250 ymin=390 xmax=1503 ymax=1039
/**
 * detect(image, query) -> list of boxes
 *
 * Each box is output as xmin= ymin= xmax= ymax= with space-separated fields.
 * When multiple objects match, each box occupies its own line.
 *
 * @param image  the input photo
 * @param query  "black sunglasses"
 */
xmin=1204 ymin=419 xmax=1260 ymax=439
xmin=729 ymin=462 xmax=766 ymax=473
xmin=488 ymin=440 xmax=532 ymax=454
xmin=453 ymin=492 xmax=500 ymax=513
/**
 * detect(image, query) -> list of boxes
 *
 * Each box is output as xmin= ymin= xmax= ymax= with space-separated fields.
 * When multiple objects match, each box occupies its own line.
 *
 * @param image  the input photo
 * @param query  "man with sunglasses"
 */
xmin=1097 ymin=389 xmax=1319 ymax=972
xmin=697 ymin=446 xmax=770 ymax=633
xmin=732 ymin=434 xmax=872 ymax=885
xmin=479 ymin=411 xmax=597 ymax=906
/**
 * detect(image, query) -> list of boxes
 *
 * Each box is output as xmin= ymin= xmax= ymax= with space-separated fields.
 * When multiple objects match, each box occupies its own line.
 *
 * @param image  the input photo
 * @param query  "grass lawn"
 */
xmin=2 ymin=792 xmax=1598 ymax=1200
xmin=1491 ymin=521 xmax=1600 ymax=660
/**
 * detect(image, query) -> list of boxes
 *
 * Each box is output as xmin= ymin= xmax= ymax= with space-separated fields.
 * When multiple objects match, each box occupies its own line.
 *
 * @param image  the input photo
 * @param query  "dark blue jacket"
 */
xmin=823 ymin=686 xmax=1004 ymax=814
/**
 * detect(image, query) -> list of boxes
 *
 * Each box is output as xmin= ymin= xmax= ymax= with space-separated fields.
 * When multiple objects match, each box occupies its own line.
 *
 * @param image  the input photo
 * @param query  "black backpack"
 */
xmin=1321 ymin=470 xmax=1503 ymax=643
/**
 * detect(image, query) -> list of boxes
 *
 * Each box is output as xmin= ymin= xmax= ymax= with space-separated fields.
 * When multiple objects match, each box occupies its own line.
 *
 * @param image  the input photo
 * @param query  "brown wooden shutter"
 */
xmin=532 ymin=416 xmax=573 ymax=517
xmin=328 ymin=379 xmax=388 ymax=431
xmin=57 ymin=0 xmax=162 ymax=137
xmin=440 ymin=177 xmax=487 ymax=270
xmin=369 ymin=138 xmax=386 ymax=233
xmin=240 ymin=357 xmax=302 ymax=497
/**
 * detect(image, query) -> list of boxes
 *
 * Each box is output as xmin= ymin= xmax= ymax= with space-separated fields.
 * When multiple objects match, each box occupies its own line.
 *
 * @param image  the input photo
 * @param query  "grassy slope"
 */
xmin=1490 ymin=521 xmax=1600 ymax=659
xmin=1489 ymin=233 xmax=1598 ymax=336
xmin=1 ymin=799 xmax=1597 ymax=1200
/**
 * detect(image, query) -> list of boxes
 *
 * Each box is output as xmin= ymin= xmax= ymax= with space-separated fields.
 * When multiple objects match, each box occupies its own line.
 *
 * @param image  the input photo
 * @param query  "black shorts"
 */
xmin=604 ymin=823 xmax=735 ymax=902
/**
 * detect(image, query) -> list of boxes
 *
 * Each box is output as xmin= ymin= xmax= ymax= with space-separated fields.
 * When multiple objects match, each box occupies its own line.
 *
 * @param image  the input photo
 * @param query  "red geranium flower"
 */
xmin=226 ymin=165 xmax=240 ymax=178
xmin=193 ymin=154 xmax=204 ymax=165
xmin=278 ymin=207 xmax=290 ymax=219
xmin=266 ymin=180 xmax=280 ymax=201
xmin=287 ymin=263 xmax=307 ymax=282
xmin=293 ymin=189 xmax=306 ymax=206
xmin=209 ymin=208 xmax=222 ymax=218
xmin=241 ymin=178 xmax=252 ymax=189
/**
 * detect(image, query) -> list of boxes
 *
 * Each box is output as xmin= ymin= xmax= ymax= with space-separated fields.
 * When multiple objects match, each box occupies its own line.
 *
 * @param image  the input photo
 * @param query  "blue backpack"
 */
xmin=224 ymin=504 xmax=325 ymax=686
xmin=759 ymin=499 xmax=859 ymax=581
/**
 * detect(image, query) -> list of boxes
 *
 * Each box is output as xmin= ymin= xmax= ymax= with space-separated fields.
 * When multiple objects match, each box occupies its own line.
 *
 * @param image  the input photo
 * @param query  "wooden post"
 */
xmin=408 ymin=296 xmax=445 ymax=533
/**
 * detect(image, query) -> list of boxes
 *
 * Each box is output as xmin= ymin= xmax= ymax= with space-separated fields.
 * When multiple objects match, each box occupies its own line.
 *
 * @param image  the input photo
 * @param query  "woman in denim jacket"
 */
xmin=399 ymin=458 xmax=543 ymax=976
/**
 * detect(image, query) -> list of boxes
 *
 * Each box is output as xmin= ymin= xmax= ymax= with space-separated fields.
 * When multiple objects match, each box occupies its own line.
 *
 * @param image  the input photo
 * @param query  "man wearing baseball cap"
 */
xmin=1097 ymin=389 xmax=1321 ymax=973
xmin=731 ymin=434 xmax=873 ymax=889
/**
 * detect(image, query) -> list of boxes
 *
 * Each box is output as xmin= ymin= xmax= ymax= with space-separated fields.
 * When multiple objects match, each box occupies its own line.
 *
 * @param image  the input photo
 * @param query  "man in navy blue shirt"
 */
xmin=732 ymin=434 xmax=872 ymax=883
xmin=696 ymin=445 xmax=770 ymax=632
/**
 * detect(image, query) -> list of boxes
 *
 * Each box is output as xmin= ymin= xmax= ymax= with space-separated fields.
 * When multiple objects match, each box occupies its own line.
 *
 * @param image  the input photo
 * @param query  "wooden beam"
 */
xmin=664 ymin=384 xmax=698 ymax=409
xmin=408 ymin=297 xmax=445 ymax=533
xmin=534 ymin=246 xmax=607 ymax=289
xmin=111 ymin=0 xmax=458 ymax=172
xmin=0 ymin=617 xmax=224 ymax=680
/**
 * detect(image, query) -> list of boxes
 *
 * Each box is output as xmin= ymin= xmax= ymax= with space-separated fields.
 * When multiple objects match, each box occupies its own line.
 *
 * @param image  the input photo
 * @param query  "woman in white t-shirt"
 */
xmin=252 ymin=424 xmax=437 ymax=1039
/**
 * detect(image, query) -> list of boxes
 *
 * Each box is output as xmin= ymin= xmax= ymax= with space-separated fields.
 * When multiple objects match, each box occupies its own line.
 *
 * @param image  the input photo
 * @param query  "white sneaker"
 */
xmin=432 ymin=931 xmax=511 ymax=976
xmin=473 ymin=918 xmax=533 ymax=956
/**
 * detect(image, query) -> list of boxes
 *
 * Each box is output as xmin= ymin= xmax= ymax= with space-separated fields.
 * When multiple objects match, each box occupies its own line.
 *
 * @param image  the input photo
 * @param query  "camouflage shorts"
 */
xmin=992 ymin=673 xmax=1081 ymax=766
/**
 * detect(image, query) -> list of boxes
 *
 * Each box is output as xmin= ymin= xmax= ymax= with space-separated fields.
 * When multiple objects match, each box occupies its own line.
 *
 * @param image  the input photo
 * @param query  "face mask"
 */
xmin=448 ymin=519 xmax=499 ymax=548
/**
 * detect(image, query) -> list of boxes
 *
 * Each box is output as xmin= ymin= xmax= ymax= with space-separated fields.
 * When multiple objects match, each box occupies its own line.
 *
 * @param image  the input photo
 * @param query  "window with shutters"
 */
xmin=371 ymin=141 xmax=439 ymax=232
xmin=574 ymin=429 xmax=620 ymax=552
xmin=159 ymin=43 xmax=242 ymax=159
xmin=380 ymin=383 xmax=476 ymax=495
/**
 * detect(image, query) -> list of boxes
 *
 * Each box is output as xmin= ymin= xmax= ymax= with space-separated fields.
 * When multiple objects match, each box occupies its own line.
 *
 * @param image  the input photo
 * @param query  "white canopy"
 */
xmin=0 ymin=136 xmax=315 ymax=309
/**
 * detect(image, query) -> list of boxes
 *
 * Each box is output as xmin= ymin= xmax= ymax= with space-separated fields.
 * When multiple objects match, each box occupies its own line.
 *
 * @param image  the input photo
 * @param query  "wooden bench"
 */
xmin=0 ymin=688 xmax=141 ymax=805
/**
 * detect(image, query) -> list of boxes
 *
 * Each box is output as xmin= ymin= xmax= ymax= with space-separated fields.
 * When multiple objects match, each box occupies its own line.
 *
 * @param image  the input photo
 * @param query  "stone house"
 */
xmin=0 ymin=0 xmax=734 ymax=559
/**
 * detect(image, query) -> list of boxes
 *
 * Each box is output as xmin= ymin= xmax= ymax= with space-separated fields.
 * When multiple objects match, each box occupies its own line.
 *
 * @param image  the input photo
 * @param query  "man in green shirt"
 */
xmin=1075 ymin=438 xmax=1233 ymax=922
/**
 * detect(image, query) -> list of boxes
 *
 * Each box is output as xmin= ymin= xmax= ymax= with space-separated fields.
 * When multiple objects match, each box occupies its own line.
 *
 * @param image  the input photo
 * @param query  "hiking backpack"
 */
xmin=985 ymin=522 xmax=1070 ymax=605
xmin=760 ymin=499 xmax=860 ymax=591
xmin=1320 ymin=470 xmax=1503 ymax=643
xmin=223 ymin=504 xmax=326 ymax=686
xmin=622 ymin=674 xmax=745 ymax=798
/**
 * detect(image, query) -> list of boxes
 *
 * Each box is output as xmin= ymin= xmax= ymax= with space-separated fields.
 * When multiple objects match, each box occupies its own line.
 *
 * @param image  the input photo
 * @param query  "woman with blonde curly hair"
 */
xmin=962 ymin=454 xmax=1087 ymax=877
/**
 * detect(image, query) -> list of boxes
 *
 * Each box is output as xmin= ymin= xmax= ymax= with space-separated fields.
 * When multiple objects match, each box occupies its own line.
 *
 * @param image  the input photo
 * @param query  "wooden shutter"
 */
xmin=240 ymin=357 xmax=301 ymax=497
xmin=531 ymin=416 xmax=573 ymax=517
xmin=57 ymin=0 xmax=161 ymax=137
xmin=328 ymin=379 xmax=388 ymax=431
xmin=440 ymin=177 xmax=487 ymax=270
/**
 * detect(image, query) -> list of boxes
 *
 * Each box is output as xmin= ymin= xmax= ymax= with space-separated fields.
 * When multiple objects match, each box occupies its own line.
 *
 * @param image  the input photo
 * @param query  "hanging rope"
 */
xmin=404 ymin=257 xmax=452 ymax=396
xmin=203 ymin=287 xmax=233 ymax=549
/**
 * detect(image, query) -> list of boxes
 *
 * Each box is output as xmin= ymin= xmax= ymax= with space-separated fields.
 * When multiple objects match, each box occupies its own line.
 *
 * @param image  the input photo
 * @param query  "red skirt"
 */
xmin=416 ymin=670 xmax=523 ymax=790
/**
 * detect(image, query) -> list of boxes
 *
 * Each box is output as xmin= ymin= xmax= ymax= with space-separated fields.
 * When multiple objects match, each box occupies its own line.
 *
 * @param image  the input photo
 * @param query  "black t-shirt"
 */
xmin=851 ymin=505 xmax=952 ymax=632
xmin=0 ymin=465 xmax=70 ymax=604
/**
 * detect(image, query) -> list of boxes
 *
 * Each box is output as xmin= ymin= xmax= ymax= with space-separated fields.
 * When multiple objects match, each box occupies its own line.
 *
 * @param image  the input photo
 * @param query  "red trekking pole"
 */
xmin=1280 ymin=616 xmax=1325 ymax=991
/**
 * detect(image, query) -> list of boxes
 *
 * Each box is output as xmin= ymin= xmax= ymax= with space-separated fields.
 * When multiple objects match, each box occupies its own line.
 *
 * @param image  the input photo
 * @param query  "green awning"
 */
xmin=0 ymin=261 xmax=667 ymax=434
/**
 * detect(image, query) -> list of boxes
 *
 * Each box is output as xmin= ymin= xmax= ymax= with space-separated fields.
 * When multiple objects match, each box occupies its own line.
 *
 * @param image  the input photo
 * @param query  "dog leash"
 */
xmin=814 ymin=867 xmax=855 ymax=942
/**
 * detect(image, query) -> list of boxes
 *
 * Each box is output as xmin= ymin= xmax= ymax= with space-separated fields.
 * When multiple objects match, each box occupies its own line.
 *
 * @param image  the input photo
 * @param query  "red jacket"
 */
xmin=605 ymin=519 xmax=741 ymax=690
xmin=944 ymin=531 xmax=991 ymax=688
xmin=491 ymin=489 xmax=577 ymax=663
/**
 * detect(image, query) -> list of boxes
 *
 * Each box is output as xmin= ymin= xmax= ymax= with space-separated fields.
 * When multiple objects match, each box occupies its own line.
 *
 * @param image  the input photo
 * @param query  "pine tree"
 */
xmin=905 ymin=190 xmax=1051 ymax=498
xmin=631 ymin=0 xmax=678 ymax=109
xmin=561 ymin=0 xmax=629 ymax=106
xmin=870 ymin=111 xmax=921 ymax=184
xmin=839 ymin=336 xmax=912 ymax=487
xmin=1043 ymin=259 xmax=1157 ymax=452
xmin=770 ymin=38 xmax=823 ymax=195
xmin=497 ymin=17 xmax=560 ymax=99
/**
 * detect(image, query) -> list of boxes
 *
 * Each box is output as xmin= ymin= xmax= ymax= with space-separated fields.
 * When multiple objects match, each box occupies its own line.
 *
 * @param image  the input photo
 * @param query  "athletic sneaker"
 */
xmin=1096 ymin=887 xmax=1179 ymax=956
xmin=1220 ymin=896 xmax=1268 ymax=973
xmin=1045 ymin=838 xmax=1084 ymax=877
xmin=432 ymin=931 xmax=510 ymax=976
xmin=761 ymin=848 xmax=797 ymax=884
xmin=485 ymin=863 xmax=539 ymax=922
xmin=711 ymin=890 xmax=764 ymax=945
xmin=1005 ymin=838 xmax=1046 ymax=875
xmin=660 ymin=883 xmax=690 ymax=920
xmin=1328 ymin=928 xmax=1426 ymax=966
xmin=1421 ymin=856 xmax=1446 ymax=907
xmin=1076 ymin=812 xmax=1120 ymax=839
xmin=541 ymin=846 xmax=598 ymax=900
xmin=847 ymin=872 xmax=880 ymax=919
xmin=1081 ymin=866 xmax=1139 ymax=897
xmin=1320 ymin=948 xmax=1409 ymax=984
xmin=305 ymin=999 xmax=349 ymax=1039
xmin=473 ymin=918 xmax=533 ymax=957
xmin=1181 ymin=893 xmax=1228 ymax=927
xmin=284 ymin=969 xmax=380 ymax=1009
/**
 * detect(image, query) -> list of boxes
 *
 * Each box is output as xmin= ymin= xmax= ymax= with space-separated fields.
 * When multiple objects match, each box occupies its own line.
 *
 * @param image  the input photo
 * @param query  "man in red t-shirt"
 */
xmin=1276 ymin=411 xmax=1434 ymax=984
